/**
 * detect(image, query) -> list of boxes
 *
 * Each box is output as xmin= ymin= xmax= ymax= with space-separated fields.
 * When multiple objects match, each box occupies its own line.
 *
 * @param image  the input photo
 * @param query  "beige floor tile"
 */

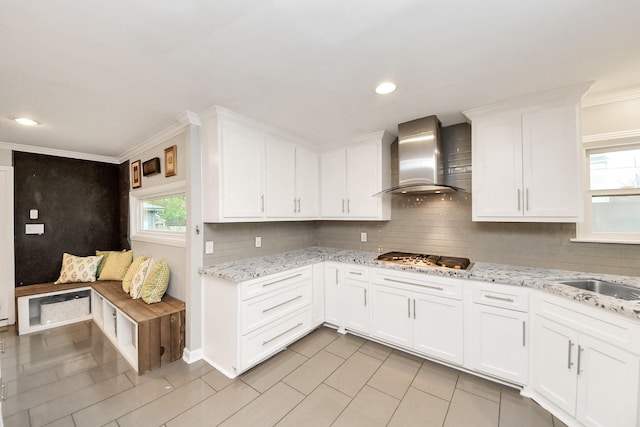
xmin=276 ymin=383 xmax=351 ymax=427
xmin=40 ymin=415 xmax=76 ymax=427
xmin=2 ymin=372 xmax=95 ymax=417
xmin=3 ymin=410 xmax=30 ymax=427
xmin=358 ymin=340 xmax=394 ymax=360
xmin=289 ymin=327 xmax=340 ymax=357
xmin=444 ymin=389 xmax=499 ymax=427
xmin=89 ymin=357 xmax=135 ymax=383
xmin=388 ymin=387 xmax=449 ymax=427
xmin=117 ymin=378 xmax=216 ymax=427
xmin=332 ymin=385 xmax=399 ymax=427
xmin=411 ymin=360 xmax=459 ymax=401
xmin=29 ymin=373 xmax=134 ymax=427
xmin=456 ymin=372 xmax=503 ymax=403
xmin=219 ymin=382 xmax=305 ymax=427
xmin=324 ymin=351 xmax=383 ymax=397
xmin=323 ymin=333 xmax=366 ymax=359
xmin=55 ymin=352 xmax=99 ymax=378
xmin=71 ymin=375 xmax=172 ymax=427
xmin=159 ymin=359 xmax=214 ymax=389
xmin=7 ymin=367 xmax=58 ymax=397
xmin=201 ymin=367 xmax=236 ymax=391
xmin=240 ymin=349 xmax=307 ymax=393
xmin=499 ymin=391 xmax=554 ymax=427
xmin=367 ymin=352 xmax=421 ymax=399
xmin=166 ymin=380 xmax=259 ymax=427
xmin=283 ymin=350 xmax=344 ymax=395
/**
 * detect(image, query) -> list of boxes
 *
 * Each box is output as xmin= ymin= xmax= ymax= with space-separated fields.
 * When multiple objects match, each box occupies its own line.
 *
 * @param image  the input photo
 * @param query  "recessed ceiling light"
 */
xmin=375 ymin=82 xmax=397 ymax=95
xmin=14 ymin=117 xmax=40 ymax=126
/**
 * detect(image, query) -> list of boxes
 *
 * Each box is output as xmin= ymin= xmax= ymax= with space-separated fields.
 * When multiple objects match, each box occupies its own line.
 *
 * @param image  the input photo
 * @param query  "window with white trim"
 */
xmin=130 ymin=181 xmax=187 ymax=247
xmin=577 ymin=143 xmax=640 ymax=243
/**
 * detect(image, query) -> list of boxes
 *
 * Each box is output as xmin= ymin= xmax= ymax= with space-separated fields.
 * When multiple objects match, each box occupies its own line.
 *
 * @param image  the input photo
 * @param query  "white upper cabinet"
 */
xmin=201 ymin=106 xmax=319 ymax=222
xmin=320 ymin=131 xmax=393 ymax=220
xmin=464 ymin=83 xmax=591 ymax=222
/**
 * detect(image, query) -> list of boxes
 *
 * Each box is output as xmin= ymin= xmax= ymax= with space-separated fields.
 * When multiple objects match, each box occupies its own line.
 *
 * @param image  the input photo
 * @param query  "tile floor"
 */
xmin=0 ymin=322 xmax=568 ymax=427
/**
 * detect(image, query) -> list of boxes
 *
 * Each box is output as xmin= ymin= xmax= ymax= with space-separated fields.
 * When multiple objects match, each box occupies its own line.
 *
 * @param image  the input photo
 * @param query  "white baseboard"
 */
xmin=182 ymin=347 xmax=203 ymax=364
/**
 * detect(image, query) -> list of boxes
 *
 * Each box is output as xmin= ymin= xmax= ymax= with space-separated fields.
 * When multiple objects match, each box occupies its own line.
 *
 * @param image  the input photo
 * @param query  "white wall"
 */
xmin=583 ymin=96 xmax=640 ymax=136
xmin=0 ymin=149 xmax=12 ymax=166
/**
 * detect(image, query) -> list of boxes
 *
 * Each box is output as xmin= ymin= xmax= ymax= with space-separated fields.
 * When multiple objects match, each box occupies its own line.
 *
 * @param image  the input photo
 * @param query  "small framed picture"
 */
xmin=142 ymin=157 xmax=161 ymax=176
xmin=131 ymin=160 xmax=142 ymax=188
xmin=164 ymin=145 xmax=177 ymax=177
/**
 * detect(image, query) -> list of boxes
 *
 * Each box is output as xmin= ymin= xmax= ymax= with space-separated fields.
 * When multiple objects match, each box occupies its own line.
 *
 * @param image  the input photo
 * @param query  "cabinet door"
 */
xmin=312 ymin=263 xmax=325 ymax=327
xmin=221 ymin=120 xmax=265 ymax=218
xmin=576 ymin=334 xmax=639 ymax=427
xmin=532 ymin=316 xmax=579 ymax=416
xmin=471 ymin=113 xmax=523 ymax=219
xmin=370 ymin=285 xmax=412 ymax=348
xmin=346 ymin=143 xmax=379 ymax=217
xmin=470 ymin=304 xmax=528 ymax=384
xmin=320 ymin=150 xmax=346 ymax=217
xmin=265 ymin=134 xmax=296 ymax=218
xmin=343 ymin=279 xmax=369 ymax=334
xmin=413 ymin=292 xmax=464 ymax=365
xmin=323 ymin=263 xmax=342 ymax=327
xmin=522 ymin=104 xmax=581 ymax=219
xmin=295 ymin=146 xmax=319 ymax=218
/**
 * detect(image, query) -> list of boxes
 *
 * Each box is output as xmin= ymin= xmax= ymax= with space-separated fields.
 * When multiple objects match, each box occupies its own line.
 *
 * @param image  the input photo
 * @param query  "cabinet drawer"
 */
xmin=241 ymin=266 xmax=312 ymax=300
xmin=371 ymin=268 xmax=463 ymax=300
xmin=241 ymin=283 xmax=311 ymax=335
xmin=240 ymin=306 xmax=312 ymax=371
xmin=472 ymin=281 xmax=529 ymax=312
xmin=343 ymin=264 xmax=369 ymax=282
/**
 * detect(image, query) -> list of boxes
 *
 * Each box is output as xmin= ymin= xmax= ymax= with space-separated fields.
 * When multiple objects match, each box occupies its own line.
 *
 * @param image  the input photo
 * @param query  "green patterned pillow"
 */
xmin=122 ymin=255 xmax=146 ymax=293
xmin=99 ymin=250 xmax=133 ymax=280
xmin=54 ymin=253 xmax=103 ymax=284
xmin=130 ymin=258 xmax=155 ymax=299
xmin=142 ymin=260 xmax=171 ymax=304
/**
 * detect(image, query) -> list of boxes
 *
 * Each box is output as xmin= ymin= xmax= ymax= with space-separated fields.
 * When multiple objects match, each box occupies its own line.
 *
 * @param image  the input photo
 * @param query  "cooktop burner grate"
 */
xmin=377 ymin=251 xmax=471 ymax=270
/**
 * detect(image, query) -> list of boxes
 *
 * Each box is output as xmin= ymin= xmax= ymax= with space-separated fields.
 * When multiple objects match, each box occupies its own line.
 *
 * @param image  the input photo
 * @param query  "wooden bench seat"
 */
xmin=15 ymin=280 xmax=185 ymax=373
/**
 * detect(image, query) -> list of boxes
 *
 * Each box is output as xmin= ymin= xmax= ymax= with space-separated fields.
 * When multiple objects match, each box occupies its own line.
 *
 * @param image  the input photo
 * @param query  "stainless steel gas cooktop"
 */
xmin=377 ymin=251 xmax=471 ymax=270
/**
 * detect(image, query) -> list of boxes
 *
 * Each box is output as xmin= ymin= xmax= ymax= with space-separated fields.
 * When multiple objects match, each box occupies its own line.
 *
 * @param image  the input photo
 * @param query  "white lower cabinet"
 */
xmin=467 ymin=282 xmax=529 ymax=385
xmin=202 ymin=265 xmax=314 ymax=378
xmin=323 ymin=263 xmax=342 ymax=328
xmin=370 ymin=269 xmax=464 ymax=366
xmin=531 ymin=293 xmax=640 ymax=427
xmin=323 ymin=262 xmax=370 ymax=334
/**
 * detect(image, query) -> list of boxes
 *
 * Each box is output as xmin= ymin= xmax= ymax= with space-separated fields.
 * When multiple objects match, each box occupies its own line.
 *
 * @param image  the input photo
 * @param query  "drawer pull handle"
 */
xmin=363 ymin=289 xmax=367 ymax=306
xmin=262 ymin=273 xmax=303 ymax=287
xmin=349 ymin=271 xmax=363 ymax=276
xmin=567 ymin=340 xmax=574 ymax=369
xmin=577 ymin=345 xmax=583 ymax=375
xmin=407 ymin=298 xmax=411 ymax=318
xmin=262 ymin=295 xmax=303 ymax=313
xmin=262 ymin=322 xmax=303 ymax=346
xmin=522 ymin=321 xmax=526 ymax=347
xmin=485 ymin=295 xmax=514 ymax=303
xmin=384 ymin=277 xmax=444 ymax=291
xmin=413 ymin=299 xmax=416 ymax=319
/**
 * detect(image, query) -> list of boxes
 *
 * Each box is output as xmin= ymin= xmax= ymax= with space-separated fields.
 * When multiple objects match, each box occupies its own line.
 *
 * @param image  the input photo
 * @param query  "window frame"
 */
xmin=576 ymin=138 xmax=640 ymax=244
xmin=130 ymin=181 xmax=187 ymax=247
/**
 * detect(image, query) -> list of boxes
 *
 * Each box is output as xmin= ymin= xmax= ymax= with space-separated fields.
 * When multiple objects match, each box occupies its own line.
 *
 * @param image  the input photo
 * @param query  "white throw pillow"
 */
xmin=130 ymin=258 xmax=156 ymax=299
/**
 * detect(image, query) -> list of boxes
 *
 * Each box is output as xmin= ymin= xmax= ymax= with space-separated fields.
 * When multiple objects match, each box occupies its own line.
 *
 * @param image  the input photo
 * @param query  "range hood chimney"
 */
xmin=376 ymin=115 xmax=466 ymax=196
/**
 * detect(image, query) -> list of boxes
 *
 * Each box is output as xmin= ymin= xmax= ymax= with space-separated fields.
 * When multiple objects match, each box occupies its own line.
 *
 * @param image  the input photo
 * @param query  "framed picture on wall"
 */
xmin=131 ymin=160 xmax=142 ymax=188
xmin=164 ymin=145 xmax=177 ymax=177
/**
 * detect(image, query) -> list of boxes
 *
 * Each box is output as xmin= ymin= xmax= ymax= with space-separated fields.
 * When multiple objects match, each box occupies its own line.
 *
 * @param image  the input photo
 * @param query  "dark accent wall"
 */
xmin=13 ymin=152 xmax=125 ymax=286
xmin=118 ymin=160 xmax=130 ymax=249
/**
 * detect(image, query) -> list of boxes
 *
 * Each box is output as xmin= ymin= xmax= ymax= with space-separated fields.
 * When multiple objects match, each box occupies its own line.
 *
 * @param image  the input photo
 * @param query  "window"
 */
xmin=130 ymin=181 xmax=187 ymax=247
xmin=577 ymin=143 xmax=640 ymax=243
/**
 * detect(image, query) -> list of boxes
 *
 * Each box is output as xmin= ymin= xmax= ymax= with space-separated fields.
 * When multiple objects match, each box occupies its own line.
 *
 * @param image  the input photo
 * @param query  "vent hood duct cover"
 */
xmin=376 ymin=115 xmax=465 ymax=196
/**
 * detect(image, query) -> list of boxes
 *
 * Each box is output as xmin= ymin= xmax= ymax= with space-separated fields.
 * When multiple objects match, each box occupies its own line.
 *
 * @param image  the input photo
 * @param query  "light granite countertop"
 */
xmin=200 ymin=246 xmax=640 ymax=320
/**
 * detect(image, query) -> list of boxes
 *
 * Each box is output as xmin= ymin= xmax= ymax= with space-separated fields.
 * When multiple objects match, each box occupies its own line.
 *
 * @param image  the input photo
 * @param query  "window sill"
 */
xmin=570 ymin=238 xmax=640 ymax=245
xmin=131 ymin=231 xmax=186 ymax=248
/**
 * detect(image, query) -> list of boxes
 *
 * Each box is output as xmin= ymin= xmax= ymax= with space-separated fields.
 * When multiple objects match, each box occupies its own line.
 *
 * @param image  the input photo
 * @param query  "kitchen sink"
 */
xmin=557 ymin=279 xmax=640 ymax=302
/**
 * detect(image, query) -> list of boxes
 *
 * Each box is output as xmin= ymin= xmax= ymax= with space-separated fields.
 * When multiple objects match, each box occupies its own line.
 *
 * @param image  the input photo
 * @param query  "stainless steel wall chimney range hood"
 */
xmin=376 ymin=115 xmax=466 ymax=196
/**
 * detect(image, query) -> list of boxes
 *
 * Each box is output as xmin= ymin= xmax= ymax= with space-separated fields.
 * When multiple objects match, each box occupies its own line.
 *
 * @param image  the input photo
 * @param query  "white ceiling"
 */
xmin=2 ymin=0 xmax=640 ymax=160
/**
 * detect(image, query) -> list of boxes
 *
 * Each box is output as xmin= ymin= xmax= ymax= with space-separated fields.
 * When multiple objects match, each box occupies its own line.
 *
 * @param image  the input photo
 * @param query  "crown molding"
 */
xmin=0 ymin=141 xmax=119 ymax=164
xmin=582 ymin=85 xmax=640 ymax=108
xmin=116 ymin=111 xmax=200 ymax=163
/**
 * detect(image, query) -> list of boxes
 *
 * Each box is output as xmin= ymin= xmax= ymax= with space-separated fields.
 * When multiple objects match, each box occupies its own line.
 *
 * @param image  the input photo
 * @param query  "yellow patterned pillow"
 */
xmin=142 ymin=260 xmax=171 ymax=304
xmin=130 ymin=258 xmax=155 ymax=299
xmin=122 ymin=255 xmax=146 ymax=293
xmin=95 ymin=250 xmax=113 ymax=277
xmin=54 ymin=253 xmax=103 ymax=284
xmin=99 ymin=250 xmax=133 ymax=280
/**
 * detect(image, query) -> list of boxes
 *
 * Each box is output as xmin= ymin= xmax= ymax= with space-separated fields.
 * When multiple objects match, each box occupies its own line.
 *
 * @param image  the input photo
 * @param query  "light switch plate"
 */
xmin=29 ymin=209 xmax=38 ymax=219
xmin=25 ymin=223 xmax=45 ymax=235
xmin=205 ymin=241 xmax=214 ymax=254
xmin=255 ymin=236 xmax=262 ymax=248
xmin=361 ymin=232 xmax=367 ymax=242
